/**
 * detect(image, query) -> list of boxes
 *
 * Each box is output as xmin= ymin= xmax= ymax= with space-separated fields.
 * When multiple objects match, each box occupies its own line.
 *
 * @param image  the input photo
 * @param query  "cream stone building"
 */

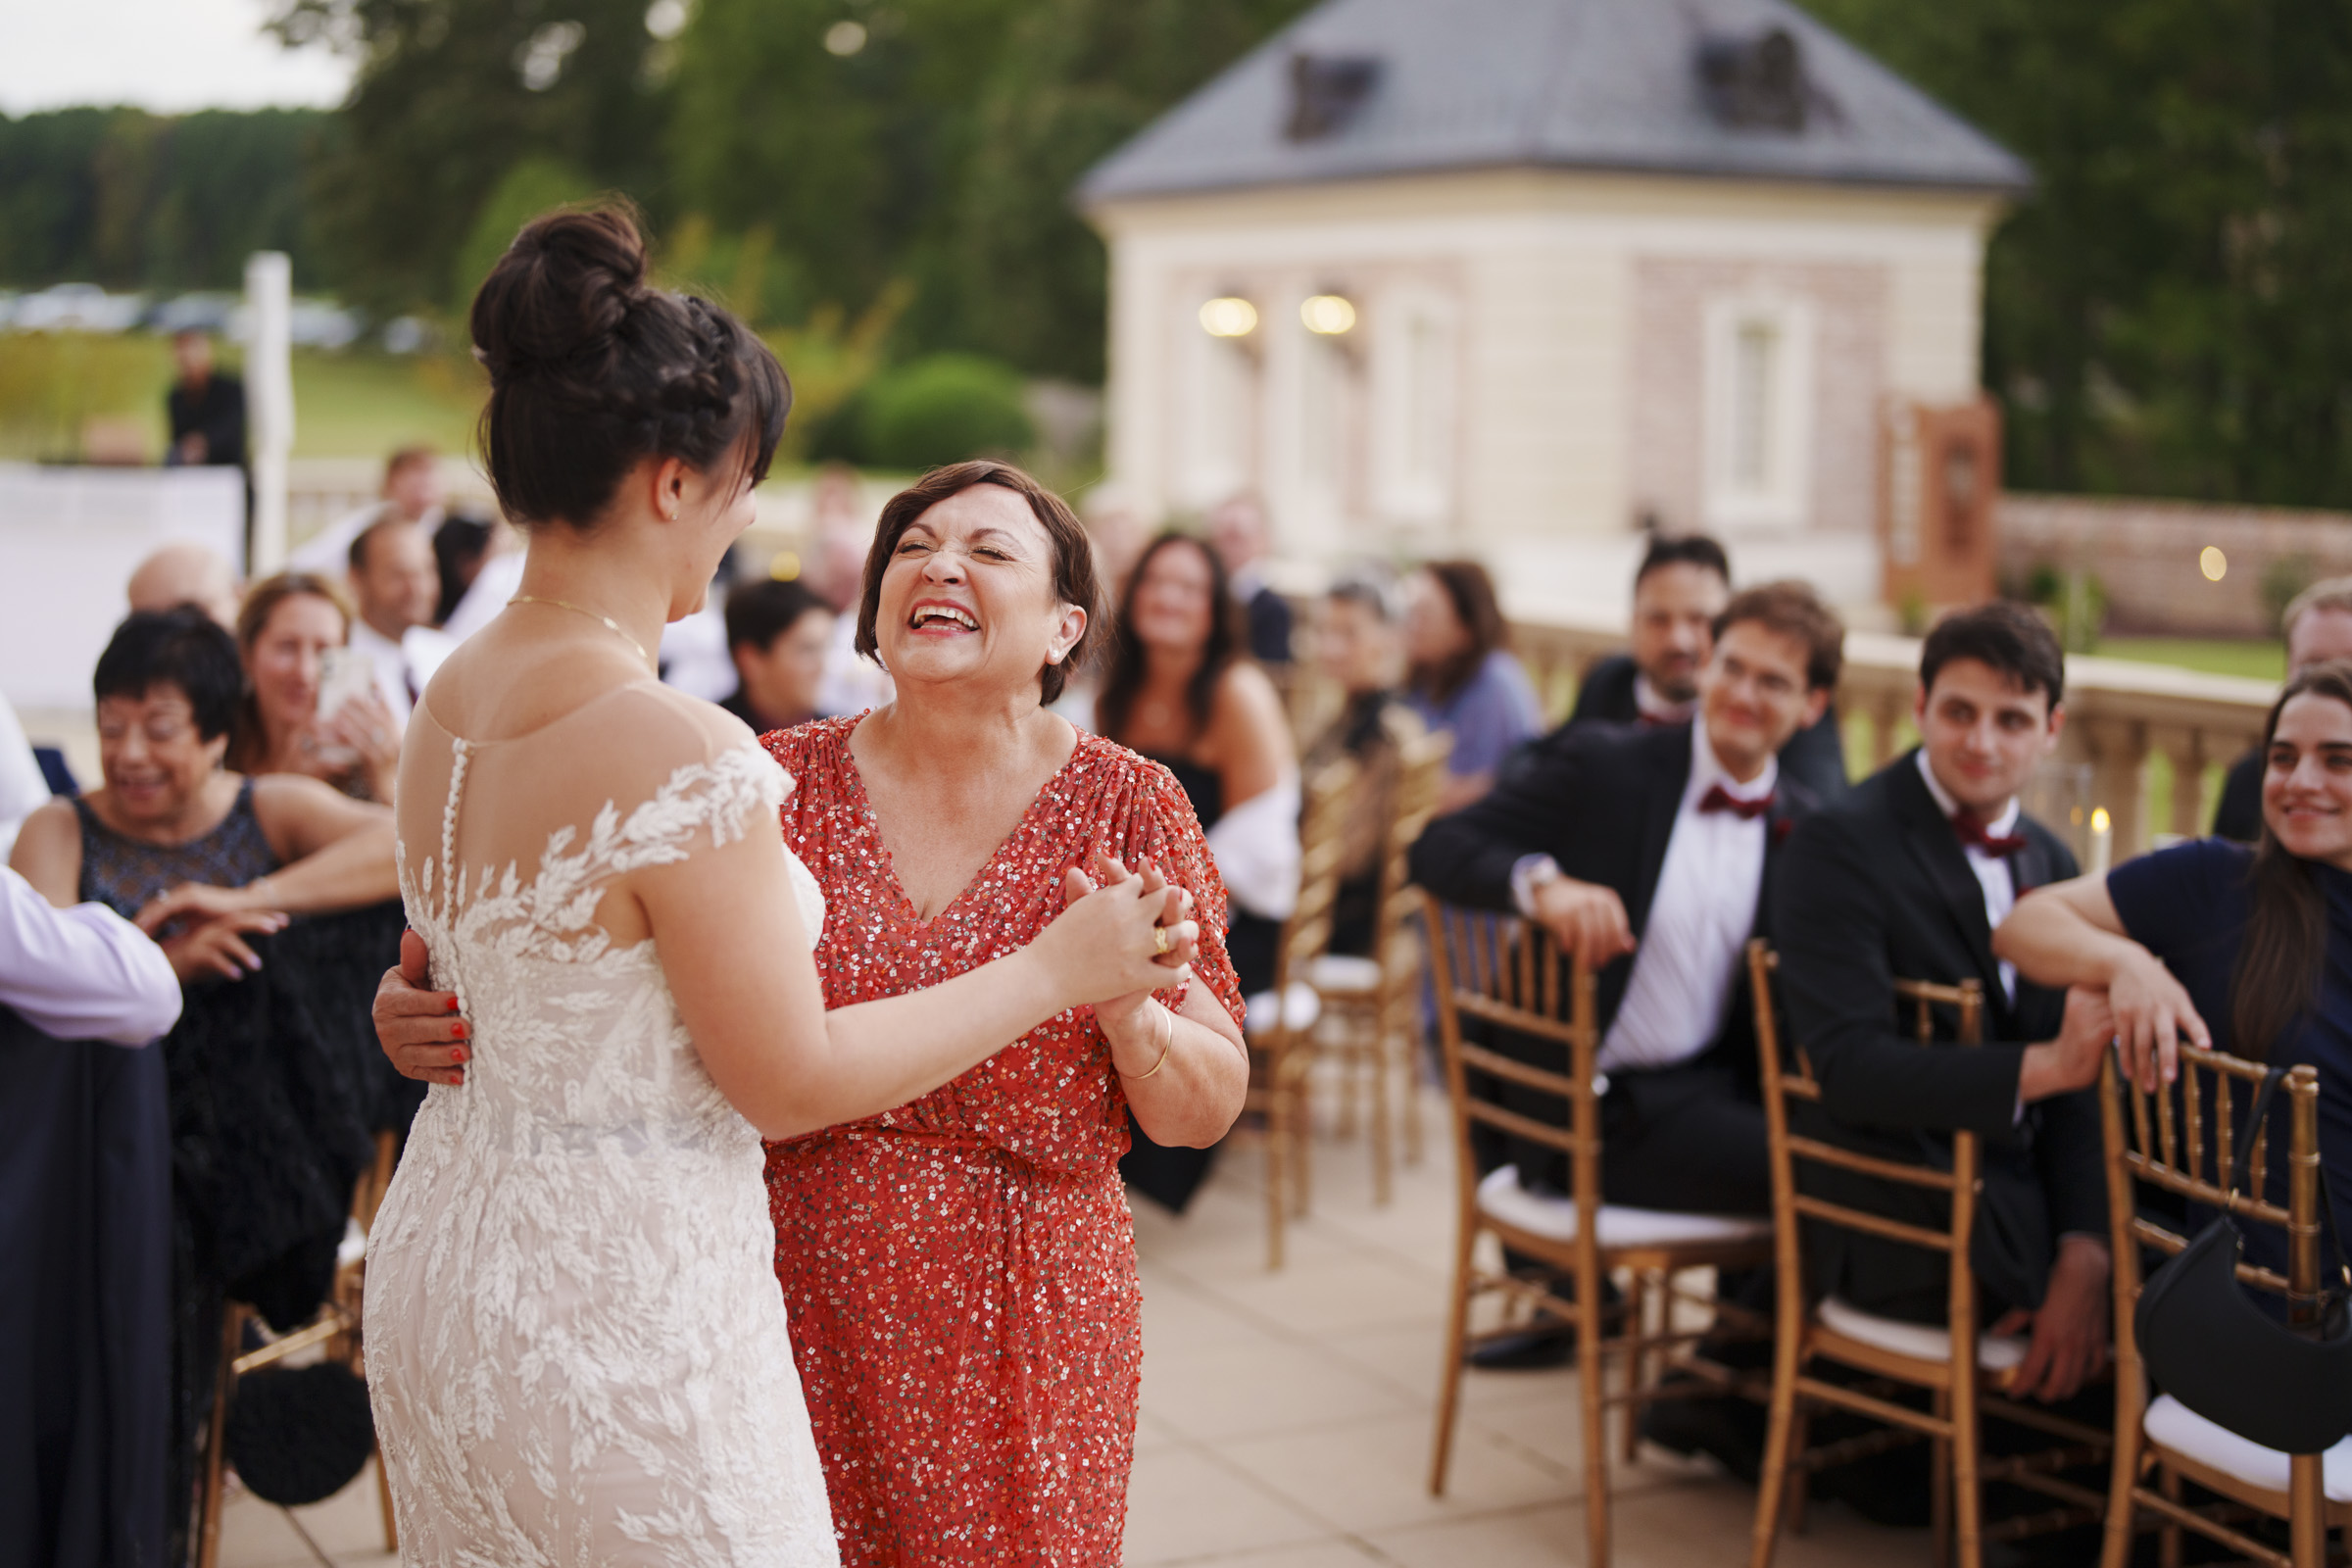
xmin=1078 ymin=0 xmax=2028 ymax=612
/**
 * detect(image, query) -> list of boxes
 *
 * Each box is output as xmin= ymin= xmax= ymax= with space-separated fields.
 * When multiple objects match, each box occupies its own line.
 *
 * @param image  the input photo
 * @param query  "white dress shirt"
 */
xmin=1632 ymin=673 xmax=1694 ymax=726
xmin=0 ymin=692 xmax=52 ymax=863
xmin=348 ymin=617 xmax=455 ymax=731
xmin=1513 ymin=725 xmax=1775 ymax=1074
xmin=1915 ymin=751 xmax=2020 ymax=1004
xmin=0 ymin=866 xmax=181 ymax=1046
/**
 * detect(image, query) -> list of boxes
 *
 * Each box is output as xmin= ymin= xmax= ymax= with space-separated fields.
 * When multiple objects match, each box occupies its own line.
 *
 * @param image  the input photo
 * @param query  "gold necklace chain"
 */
xmin=508 ymin=596 xmax=652 ymax=664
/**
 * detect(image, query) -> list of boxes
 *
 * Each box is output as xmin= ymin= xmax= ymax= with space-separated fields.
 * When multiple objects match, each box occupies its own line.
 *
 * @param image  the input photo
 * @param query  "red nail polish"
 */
xmin=451 ymin=1020 xmax=468 ymax=1040
xmin=445 ymin=997 xmax=460 ymax=1013
xmin=453 ymin=1047 xmax=468 ymax=1063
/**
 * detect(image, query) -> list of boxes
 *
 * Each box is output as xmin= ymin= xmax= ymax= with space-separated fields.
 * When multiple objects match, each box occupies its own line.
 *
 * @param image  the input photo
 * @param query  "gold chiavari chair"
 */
xmin=2098 ymin=1044 xmax=2342 ymax=1568
xmin=194 ymin=1130 xmax=401 ymax=1568
xmin=1244 ymin=757 xmax=1357 ymax=1269
xmin=1746 ymin=942 xmax=2108 ymax=1568
xmin=1307 ymin=718 xmax=1451 ymax=1202
xmin=1427 ymin=904 xmax=1773 ymax=1567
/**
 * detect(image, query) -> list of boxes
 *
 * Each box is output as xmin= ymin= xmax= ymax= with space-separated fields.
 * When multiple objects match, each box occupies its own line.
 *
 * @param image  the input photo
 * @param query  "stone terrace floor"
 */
xmin=220 ymin=1085 xmax=1923 ymax=1567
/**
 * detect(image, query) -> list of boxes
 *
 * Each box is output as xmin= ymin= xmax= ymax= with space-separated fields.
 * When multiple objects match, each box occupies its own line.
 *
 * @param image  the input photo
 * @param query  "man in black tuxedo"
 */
xmin=1570 ymin=532 xmax=1849 ymax=804
xmin=1208 ymin=492 xmax=1294 ymax=666
xmin=2212 ymin=577 xmax=2352 ymax=841
xmin=1413 ymin=580 xmax=1843 ymax=1219
xmin=1773 ymin=601 xmax=2115 ymax=1405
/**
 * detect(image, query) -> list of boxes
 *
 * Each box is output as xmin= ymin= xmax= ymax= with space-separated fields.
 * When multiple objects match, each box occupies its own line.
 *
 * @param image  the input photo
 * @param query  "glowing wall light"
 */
xmin=2199 ymin=546 xmax=2229 ymax=582
xmin=1300 ymin=294 xmax=1357 ymax=335
xmin=1200 ymin=297 xmax=1258 ymax=338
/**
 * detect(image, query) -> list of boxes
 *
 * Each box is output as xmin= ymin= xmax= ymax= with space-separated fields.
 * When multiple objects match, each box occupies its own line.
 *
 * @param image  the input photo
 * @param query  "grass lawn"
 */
xmin=2093 ymin=636 xmax=2285 ymax=682
xmin=0 ymin=332 xmax=486 ymax=461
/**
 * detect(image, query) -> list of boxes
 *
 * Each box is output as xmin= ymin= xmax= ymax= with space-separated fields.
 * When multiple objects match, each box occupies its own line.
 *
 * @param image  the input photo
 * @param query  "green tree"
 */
xmin=269 ymin=0 xmax=673 ymax=314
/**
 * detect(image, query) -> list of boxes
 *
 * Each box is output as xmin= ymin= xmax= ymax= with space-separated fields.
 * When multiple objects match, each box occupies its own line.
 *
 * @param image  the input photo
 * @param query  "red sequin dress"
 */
xmin=761 ymin=718 xmax=1243 ymax=1567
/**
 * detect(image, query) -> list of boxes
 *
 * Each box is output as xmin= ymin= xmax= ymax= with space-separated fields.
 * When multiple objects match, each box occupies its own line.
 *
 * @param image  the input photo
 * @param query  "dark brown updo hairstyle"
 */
xmin=469 ymin=205 xmax=789 ymax=528
xmin=1096 ymin=531 xmax=1244 ymax=747
xmin=2229 ymin=660 xmax=2352 ymax=1057
xmin=853 ymin=461 xmax=1104 ymax=706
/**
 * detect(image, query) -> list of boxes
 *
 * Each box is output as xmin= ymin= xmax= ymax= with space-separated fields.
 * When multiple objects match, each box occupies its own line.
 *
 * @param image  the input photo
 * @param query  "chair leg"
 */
xmin=1784 ymin=1399 xmax=1812 ymax=1537
xmin=1747 ymin=1317 xmax=1804 ymax=1568
xmin=1621 ymin=1272 xmax=1647 ymax=1465
xmin=2098 ymin=1398 xmax=2141 ymax=1568
xmin=2157 ymin=1464 xmax=2180 ymax=1568
xmin=1950 ymin=1373 xmax=1983 ymax=1568
xmin=1579 ymin=1254 xmax=1611 ymax=1568
xmin=1291 ymin=1064 xmax=1313 ymax=1218
xmin=1930 ymin=1389 xmax=1951 ymax=1568
xmin=1428 ymin=1221 xmax=1479 ymax=1495
xmin=2289 ymin=1451 xmax=2325 ymax=1568
xmin=1370 ymin=1022 xmax=1396 ymax=1207
xmin=1400 ymin=1007 xmax=1425 ymax=1167
xmin=1264 ymin=1080 xmax=1287 ymax=1271
xmin=194 ymin=1302 xmax=243 ymax=1568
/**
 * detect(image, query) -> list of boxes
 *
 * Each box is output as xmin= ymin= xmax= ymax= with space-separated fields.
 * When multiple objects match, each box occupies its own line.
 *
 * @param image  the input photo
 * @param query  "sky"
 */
xmin=0 ymin=0 xmax=354 ymax=116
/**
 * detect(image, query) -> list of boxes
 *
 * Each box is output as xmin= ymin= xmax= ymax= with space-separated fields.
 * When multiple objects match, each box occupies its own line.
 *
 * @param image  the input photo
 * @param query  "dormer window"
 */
xmin=1287 ymin=53 xmax=1382 ymax=140
xmin=1695 ymin=27 xmax=1812 ymax=132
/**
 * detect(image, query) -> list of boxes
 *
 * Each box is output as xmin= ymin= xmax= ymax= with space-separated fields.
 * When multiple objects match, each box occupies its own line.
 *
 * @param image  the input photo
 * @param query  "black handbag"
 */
xmin=2133 ymin=1064 xmax=2352 ymax=1454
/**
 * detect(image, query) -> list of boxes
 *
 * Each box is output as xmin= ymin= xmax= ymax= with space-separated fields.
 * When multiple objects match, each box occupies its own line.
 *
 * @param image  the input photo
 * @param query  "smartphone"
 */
xmin=318 ymin=646 xmax=377 ymax=723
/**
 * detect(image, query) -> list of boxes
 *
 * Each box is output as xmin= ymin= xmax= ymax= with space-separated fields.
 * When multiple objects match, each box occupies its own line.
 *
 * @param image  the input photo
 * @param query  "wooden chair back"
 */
xmin=2100 ymin=1044 xmax=2330 ymax=1567
xmin=1748 ymin=941 xmax=1984 ymax=1338
xmin=1369 ymin=719 xmax=1450 ymax=962
xmin=1272 ymin=757 xmax=1359 ymax=1006
xmin=1427 ymin=905 xmax=1598 ymax=1235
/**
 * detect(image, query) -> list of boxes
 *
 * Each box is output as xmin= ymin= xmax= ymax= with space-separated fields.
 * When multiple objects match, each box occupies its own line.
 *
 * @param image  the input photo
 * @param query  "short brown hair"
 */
xmin=2282 ymin=576 xmax=2352 ymax=642
xmin=854 ymin=461 xmax=1104 ymax=706
xmin=1919 ymin=599 xmax=2062 ymax=710
xmin=1714 ymin=579 xmax=1843 ymax=692
xmin=384 ymin=444 xmax=438 ymax=483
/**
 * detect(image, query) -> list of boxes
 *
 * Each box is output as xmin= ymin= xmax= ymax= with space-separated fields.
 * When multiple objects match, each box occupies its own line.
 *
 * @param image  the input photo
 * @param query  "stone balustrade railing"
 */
xmin=1503 ymin=605 xmax=2278 ymax=861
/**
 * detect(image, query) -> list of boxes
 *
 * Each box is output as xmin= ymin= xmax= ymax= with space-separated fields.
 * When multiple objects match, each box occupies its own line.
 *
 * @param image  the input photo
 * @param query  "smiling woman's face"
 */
xmin=98 ymin=683 xmax=226 ymax=828
xmin=873 ymin=484 xmax=1082 ymax=704
xmin=2265 ymin=691 xmax=2352 ymax=868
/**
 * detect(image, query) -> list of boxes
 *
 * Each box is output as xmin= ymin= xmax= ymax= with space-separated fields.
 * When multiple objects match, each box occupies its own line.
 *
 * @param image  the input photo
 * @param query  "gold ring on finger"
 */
xmin=1152 ymin=926 xmax=1172 ymax=956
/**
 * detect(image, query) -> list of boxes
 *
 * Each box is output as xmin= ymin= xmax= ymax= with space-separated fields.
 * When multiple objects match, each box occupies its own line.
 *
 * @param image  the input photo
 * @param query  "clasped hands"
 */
xmin=132 ymin=880 xmax=288 ymax=983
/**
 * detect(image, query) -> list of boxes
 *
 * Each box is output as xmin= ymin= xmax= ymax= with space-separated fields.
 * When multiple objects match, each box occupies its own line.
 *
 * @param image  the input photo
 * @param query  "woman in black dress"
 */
xmin=12 ymin=609 xmax=400 ymax=1559
xmin=1096 ymin=532 xmax=1297 ymax=1209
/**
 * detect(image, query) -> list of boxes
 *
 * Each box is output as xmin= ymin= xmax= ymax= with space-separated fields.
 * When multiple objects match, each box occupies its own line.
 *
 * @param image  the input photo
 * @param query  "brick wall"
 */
xmin=1997 ymin=493 xmax=2352 ymax=638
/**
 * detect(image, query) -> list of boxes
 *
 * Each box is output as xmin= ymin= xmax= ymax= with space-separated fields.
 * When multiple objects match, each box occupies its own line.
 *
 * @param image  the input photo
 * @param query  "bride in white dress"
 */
xmin=365 ymin=208 xmax=1197 ymax=1565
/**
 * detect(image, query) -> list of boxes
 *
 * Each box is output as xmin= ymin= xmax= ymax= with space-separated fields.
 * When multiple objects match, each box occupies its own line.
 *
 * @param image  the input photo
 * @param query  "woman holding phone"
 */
xmin=226 ymin=572 xmax=403 ymax=803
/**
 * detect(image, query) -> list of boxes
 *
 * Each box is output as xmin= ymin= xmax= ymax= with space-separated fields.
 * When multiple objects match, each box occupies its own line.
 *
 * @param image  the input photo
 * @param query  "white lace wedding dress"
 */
xmin=367 ymin=685 xmax=839 ymax=1566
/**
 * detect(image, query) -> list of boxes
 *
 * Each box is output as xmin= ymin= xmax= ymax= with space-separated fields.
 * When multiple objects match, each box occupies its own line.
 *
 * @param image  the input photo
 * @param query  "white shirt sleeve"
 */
xmin=0 ymin=693 xmax=52 ymax=864
xmin=1204 ymin=778 xmax=1303 ymax=922
xmin=0 ymin=866 xmax=182 ymax=1046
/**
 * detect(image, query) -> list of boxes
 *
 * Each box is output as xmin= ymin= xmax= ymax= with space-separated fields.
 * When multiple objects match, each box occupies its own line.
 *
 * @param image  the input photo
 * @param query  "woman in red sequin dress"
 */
xmin=763 ymin=463 xmax=1249 ymax=1565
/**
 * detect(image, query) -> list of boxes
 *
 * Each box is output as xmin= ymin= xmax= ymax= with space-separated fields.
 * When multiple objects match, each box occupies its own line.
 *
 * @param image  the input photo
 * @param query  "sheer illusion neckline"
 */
xmin=413 ymin=678 xmax=668 ymax=750
xmin=835 ymin=719 xmax=1092 ymax=929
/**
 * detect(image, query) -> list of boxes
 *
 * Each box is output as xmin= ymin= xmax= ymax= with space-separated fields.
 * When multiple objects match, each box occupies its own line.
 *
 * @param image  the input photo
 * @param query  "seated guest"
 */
xmin=1572 ymin=532 xmax=1848 ymax=802
xmin=227 ymin=573 xmax=401 ymax=803
xmin=1412 ymin=579 xmax=1843 ymax=1220
xmin=10 ymin=609 xmax=399 ymax=1561
xmin=289 ymin=444 xmax=447 ymax=575
xmin=1403 ymin=561 xmax=1542 ymax=811
xmin=1 ymin=862 xmax=181 ymax=1568
xmin=346 ymin=515 xmax=455 ymax=734
xmin=1098 ymin=530 xmax=1298 ymax=1212
xmin=1302 ymin=568 xmax=1422 ymax=956
xmin=1773 ymin=601 xmax=2114 ymax=1405
xmin=1996 ymin=658 xmax=2352 ymax=1283
xmin=2213 ymin=578 xmax=2352 ymax=842
xmin=1208 ymin=491 xmax=1294 ymax=666
xmin=126 ymin=540 xmax=241 ymax=629
xmin=719 ymin=578 xmax=834 ymax=734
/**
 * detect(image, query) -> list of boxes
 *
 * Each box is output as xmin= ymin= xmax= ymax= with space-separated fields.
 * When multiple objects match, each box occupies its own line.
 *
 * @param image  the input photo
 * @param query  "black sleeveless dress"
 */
xmin=1115 ymin=755 xmax=1280 ymax=1214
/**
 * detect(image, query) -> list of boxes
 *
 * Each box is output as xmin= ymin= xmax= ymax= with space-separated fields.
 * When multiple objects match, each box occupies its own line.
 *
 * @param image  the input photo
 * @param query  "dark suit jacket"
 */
xmin=1571 ymin=652 xmax=1849 ymax=804
xmin=165 ymin=373 xmax=247 ymax=467
xmin=1410 ymin=718 xmax=1823 ymax=1082
xmin=1243 ymin=584 xmax=1293 ymax=665
xmin=1771 ymin=751 xmax=2104 ymax=1317
xmin=2213 ymin=746 xmax=2263 ymax=843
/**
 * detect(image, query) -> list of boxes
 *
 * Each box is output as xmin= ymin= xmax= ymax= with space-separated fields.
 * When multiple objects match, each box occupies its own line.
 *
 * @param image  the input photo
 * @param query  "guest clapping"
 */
xmin=226 ymin=573 xmax=402 ymax=803
xmin=1403 ymin=561 xmax=1541 ymax=810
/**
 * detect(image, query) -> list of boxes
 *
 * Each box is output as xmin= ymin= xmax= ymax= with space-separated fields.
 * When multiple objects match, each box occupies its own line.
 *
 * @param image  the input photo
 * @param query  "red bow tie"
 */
xmin=1953 ymin=810 xmax=2028 ymax=857
xmin=1698 ymin=784 xmax=1774 ymax=820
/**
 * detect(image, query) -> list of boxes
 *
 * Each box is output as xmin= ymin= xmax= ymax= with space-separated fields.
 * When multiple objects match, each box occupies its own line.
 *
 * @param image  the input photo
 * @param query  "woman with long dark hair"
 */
xmin=1402 ymin=560 xmax=1541 ymax=810
xmin=1995 ymin=659 xmax=2352 ymax=1273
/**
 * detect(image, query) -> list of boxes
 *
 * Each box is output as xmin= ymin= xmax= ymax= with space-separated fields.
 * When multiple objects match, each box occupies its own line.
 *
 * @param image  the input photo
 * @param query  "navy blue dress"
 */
xmin=2106 ymin=838 xmax=2352 ymax=1279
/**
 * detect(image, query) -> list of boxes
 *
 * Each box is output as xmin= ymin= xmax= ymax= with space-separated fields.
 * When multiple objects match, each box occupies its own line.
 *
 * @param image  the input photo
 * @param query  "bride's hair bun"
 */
xmin=467 ymin=204 xmax=790 ymax=529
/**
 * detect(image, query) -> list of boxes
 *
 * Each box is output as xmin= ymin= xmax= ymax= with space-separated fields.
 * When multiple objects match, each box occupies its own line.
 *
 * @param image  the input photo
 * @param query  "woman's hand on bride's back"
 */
xmin=1035 ymin=857 xmax=1197 ymax=1007
xmin=375 ymin=928 xmax=470 ymax=1086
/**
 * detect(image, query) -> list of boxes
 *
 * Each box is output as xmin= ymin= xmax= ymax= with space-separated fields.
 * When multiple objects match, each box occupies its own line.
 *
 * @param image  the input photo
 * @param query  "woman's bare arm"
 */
xmin=134 ymin=776 xmax=397 ymax=931
xmin=8 ymin=799 xmax=82 ymax=906
xmin=1996 ymin=872 xmax=2208 ymax=1088
xmin=1208 ymin=662 xmax=1296 ymax=809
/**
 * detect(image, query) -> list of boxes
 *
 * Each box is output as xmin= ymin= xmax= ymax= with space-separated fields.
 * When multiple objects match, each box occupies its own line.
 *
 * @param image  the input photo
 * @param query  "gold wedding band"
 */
xmin=1152 ymin=926 xmax=1172 ymax=956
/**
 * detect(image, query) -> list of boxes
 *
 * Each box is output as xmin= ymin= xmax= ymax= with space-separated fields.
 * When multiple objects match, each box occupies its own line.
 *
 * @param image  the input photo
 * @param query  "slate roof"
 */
xmin=1078 ymin=0 xmax=2030 ymax=206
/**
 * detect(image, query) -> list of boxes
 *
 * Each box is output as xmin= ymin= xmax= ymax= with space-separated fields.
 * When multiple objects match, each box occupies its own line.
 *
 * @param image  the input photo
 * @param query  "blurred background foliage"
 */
xmin=8 ymin=0 xmax=2352 ymax=499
